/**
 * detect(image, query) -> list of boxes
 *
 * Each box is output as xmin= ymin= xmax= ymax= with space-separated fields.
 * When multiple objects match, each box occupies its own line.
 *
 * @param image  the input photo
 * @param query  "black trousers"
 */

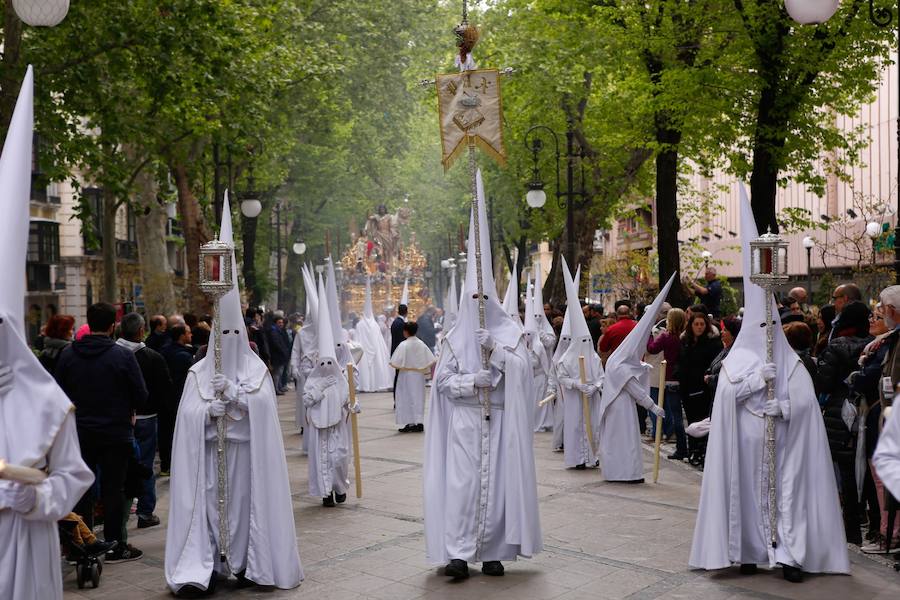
xmin=75 ymin=439 xmax=132 ymax=544
xmin=158 ymin=402 xmax=176 ymax=472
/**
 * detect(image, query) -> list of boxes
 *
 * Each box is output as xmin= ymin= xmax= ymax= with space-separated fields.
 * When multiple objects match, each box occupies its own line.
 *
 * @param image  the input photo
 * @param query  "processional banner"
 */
xmin=436 ymin=68 xmax=506 ymax=171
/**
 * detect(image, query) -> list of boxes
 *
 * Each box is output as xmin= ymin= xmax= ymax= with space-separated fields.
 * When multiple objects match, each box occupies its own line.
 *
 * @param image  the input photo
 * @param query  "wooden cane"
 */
xmin=653 ymin=360 xmax=668 ymax=484
xmin=538 ymin=392 xmax=556 ymax=407
xmin=578 ymin=356 xmax=597 ymax=456
xmin=0 ymin=459 xmax=47 ymax=484
xmin=346 ymin=364 xmax=363 ymax=499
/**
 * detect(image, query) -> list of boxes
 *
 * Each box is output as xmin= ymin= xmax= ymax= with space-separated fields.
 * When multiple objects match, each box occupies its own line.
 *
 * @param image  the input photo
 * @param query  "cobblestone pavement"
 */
xmin=64 ymin=389 xmax=900 ymax=599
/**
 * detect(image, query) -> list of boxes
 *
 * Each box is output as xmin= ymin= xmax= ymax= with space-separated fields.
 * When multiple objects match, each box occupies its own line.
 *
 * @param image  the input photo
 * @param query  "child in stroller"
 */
xmin=58 ymin=512 xmax=116 ymax=589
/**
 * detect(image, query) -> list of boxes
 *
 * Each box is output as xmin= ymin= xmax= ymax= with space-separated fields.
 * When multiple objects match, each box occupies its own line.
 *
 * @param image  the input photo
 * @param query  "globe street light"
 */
xmin=292 ymin=241 xmax=307 ymax=255
xmin=13 ymin=0 xmax=69 ymax=26
xmin=802 ymin=236 xmax=815 ymax=297
xmin=867 ymin=221 xmax=881 ymax=266
xmin=701 ymin=250 xmax=712 ymax=269
xmin=789 ymin=1 xmax=900 ymax=285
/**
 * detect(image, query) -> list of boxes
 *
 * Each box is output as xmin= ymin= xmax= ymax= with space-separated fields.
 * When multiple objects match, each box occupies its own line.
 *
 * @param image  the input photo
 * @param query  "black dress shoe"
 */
xmin=574 ymin=463 xmax=586 ymax=470
xmin=398 ymin=424 xmax=413 ymax=433
xmin=739 ymin=564 xmax=758 ymax=575
xmin=782 ymin=564 xmax=804 ymax=583
xmin=667 ymin=452 xmax=687 ymax=461
xmin=415 ymin=423 xmax=424 ymax=432
xmin=444 ymin=559 xmax=469 ymax=579
xmin=335 ymin=492 xmax=347 ymax=504
xmin=621 ymin=478 xmax=645 ymax=484
xmin=323 ymin=493 xmax=336 ymax=507
xmin=235 ymin=570 xmax=257 ymax=589
xmin=482 ymin=561 xmax=504 ymax=576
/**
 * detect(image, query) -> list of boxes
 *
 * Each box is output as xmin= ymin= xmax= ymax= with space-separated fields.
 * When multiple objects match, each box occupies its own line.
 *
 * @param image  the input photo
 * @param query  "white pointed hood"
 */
xmin=444 ymin=169 xmax=522 ymax=371
xmin=523 ymin=277 xmax=536 ymax=336
xmin=400 ymin=278 xmax=410 ymax=306
xmin=502 ymin=265 xmax=522 ymax=327
xmin=721 ymin=185 xmax=795 ymax=397
xmin=192 ymin=191 xmax=268 ymax=396
xmin=601 ymin=273 xmax=677 ymax=414
xmin=313 ymin=273 xmax=341 ymax=376
xmin=559 ymin=256 xmax=602 ymax=379
xmin=533 ymin=261 xmax=555 ymax=337
xmin=325 ymin=256 xmax=354 ymax=366
xmin=552 ymin=265 xmax=580 ymax=363
xmin=363 ymin=276 xmax=375 ymax=319
xmin=298 ymin=264 xmax=318 ymax=355
xmin=443 ymin=268 xmax=458 ymax=331
xmin=0 ymin=67 xmax=76 ymax=468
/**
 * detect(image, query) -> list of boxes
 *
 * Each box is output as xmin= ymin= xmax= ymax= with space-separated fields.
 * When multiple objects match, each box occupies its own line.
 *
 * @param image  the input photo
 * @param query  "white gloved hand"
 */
xmin=761 ymin=362 xmax=777 ymax=383
xmin=577 ymin=382 xmax=597 ymax=396
xmin=211 ymin=374 xmax=238 ymax=402
xmin=323 ymin=375 xmax=338 ymax=389
xmin=640 ymin=362 xmax=653 ymax=373
xmin=350 ymin=402 xmax=362 ymax=414
xmin=474 ymin=369 xmax=493 ymax=389
xmin=651 ymin=404 xmax=666 ymax=418
xmin=0 ymin=365 xmax=13 ymax=396
xmin=0 ymin=481 xmax=36 ymax=514
xmin=763 ymin=398 xmax=781 ymax=417
xmin=475 ymin=328 xmax=495 ymax=351
xmin=208 ymin=399 xmax=228 ymax=418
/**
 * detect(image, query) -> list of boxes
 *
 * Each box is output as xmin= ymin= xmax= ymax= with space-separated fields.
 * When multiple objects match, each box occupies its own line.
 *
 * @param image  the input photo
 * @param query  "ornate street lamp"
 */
xmin=867 ymin=221 xmax=881 ymax=266
xmin=701 ymin=250 xmax=712 ymax=269
xmin=784 ymin=0 xmax=840 ymax=24
xmin=13 ymin=0 xmax=69 ymax=26
xmin=292 ymin=240 xmax=307 ymax=255
xmin=239 ymin=167 xmax=262 ymax=219
xmin=748 ymin=228 xmax=789 ymax=552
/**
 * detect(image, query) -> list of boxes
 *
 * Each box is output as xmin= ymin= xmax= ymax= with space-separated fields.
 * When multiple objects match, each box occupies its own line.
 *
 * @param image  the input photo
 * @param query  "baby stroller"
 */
xmin=58 ymin=515 xmax=116 ymax=589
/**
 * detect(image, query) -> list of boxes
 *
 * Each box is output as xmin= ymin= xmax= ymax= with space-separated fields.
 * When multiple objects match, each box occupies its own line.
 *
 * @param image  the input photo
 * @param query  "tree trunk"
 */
xmin=134 ymin=166 xmax=176 ymax=316
xmin=655 ymin=134 xmax=691 ymax=308
xmin=749 ymin=86 xmax=783 ymax=234
xmin=101 ymin=187 xmax=118 ymax=303
xmin=172 ymin=161 xmax=211 ymax=313
xmin=545 ymin=240 xmax=565 ymax=306
xmin=0 ymin=1 xmax=23 ymax=144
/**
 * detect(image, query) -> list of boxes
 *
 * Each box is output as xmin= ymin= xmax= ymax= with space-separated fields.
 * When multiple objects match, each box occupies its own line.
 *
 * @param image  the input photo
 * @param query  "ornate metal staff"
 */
xmin=749 ymin=228 xmax=789 ymax=549
xmin=198 ymin=239 xmax=235 ymax=566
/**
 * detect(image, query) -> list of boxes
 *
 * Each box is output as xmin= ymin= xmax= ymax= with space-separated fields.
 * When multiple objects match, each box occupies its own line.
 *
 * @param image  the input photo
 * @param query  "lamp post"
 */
xmin=788 ymin=1 xmax=900 ymax=284
xmin=701 ymin=250 xmax=712 ymax=269
xmin=867 ymin=221 xmax=881 ymax=267
xmin=802 ymin=236 xmax=815 ymax=299
xmin=523 ymin=117 xmax=587 ymax=275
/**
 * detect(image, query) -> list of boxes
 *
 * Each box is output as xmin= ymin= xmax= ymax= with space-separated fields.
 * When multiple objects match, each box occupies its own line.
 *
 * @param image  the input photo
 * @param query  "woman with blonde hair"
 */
xmin=647 ymin=308 xmax=688 ymax=460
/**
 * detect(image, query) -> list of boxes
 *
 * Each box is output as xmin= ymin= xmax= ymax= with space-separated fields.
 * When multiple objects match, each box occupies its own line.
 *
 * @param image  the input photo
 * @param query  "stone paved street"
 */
xmin=63 ymin=389 xmax=900 ymax=600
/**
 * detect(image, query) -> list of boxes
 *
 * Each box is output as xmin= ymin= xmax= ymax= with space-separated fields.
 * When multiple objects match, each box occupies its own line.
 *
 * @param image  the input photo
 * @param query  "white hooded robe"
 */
xmin=390 ymin=335 xmax=435 ymax=425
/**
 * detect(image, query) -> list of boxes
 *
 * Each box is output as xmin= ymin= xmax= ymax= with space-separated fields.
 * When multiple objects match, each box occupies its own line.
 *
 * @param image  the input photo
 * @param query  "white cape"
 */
xmin=391 ymin=336 xmax=435 ymax=425
xmin=165 ymin=363 xmax=303 ymax=591
xmin=689 ymin=361 xmax=849 ymax=572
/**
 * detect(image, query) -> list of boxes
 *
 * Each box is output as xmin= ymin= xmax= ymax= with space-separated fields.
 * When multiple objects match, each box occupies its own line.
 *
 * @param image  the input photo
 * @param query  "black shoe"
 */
xmin=137 ymin=514 xmax=161 ymax=529
xmin=482 ymin=561 xmax=504 ymax=576
xmin=335 ymin=492 xmax=347 ymax=504
xmin=300 ymin=427 xmax=304 ymax=435
xmin=574 ymin=463 xmax=586 ymax=470
xmin=415 ymin=424 xmax=424 ymax=432
xmin=323 ymin=493 xmax=336 ymax=507
xmin=106 ymin=543 xmax=143 ymax=563
xmin=235 ymin=570 xmax=257 ymax=589
xmin=444 ymin=559 xmax=469 ymax=579
xmin=667 ymin=453 xmax=687 ymax=461
xmin=398 ymin=424 xmax=413 ymax=433
xmin=739 ymin=564 xmax=758 ymax=575
xmin=83 ymin=539 xmax=117 ymax=558
xmin=621 ymin=479 xmax=645 ymax=484
xmin=689 ymin=455 xmax=703 ymax=467
xmin=782 ymin=564 xmax=804 ymax=583
xmin=176 ymin=575 xmax=218 ymax=597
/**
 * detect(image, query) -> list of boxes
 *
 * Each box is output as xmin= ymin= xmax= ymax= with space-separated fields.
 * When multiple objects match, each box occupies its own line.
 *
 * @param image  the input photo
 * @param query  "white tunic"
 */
xmin=423 ymin=339 xmax=542 ymax=565
xmin=598 ymin=375 xmax=658 ymax=481
xmin=557 ymin=364 xmax=601 ymax=468
xmin=689 ymin=362 xmax=849 ymax=573
xmin=0 ymin=412 xmax=93 ymax=600
xmin=165 ymin=368 xmax=303 ymax=592
xmin=304 ymin=373 xmax=352 ymax=498
xmin=873 ymin=398 xmax=900 ymax=500
xmin=390 ymin=336 xmax=435 ymax=426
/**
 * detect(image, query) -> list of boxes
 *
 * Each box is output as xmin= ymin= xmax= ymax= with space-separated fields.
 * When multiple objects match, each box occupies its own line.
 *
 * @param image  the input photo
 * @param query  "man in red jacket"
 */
xmin=598 ymin=304 xmax=637 ymax=363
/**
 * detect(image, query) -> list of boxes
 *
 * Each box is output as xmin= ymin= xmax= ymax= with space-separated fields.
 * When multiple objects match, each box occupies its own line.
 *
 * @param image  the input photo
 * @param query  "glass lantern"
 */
xmin=749 ymin=228 xmax=790 ymax=289
xmin=198 ymin=239 xmax=235 ymax=300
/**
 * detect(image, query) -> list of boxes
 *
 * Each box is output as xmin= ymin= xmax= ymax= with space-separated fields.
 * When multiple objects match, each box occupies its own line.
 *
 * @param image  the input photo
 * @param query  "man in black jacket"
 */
xmin=117 ymin=312 xmax=172 ymax=529
xmin=266 ymin=315 xmax=292 ymax=394
xmin=159 ymin=323 xmax=194 ymax=475
xmin=144 ymin=314 xmax=168 ymax=352
xmin=390 ymin=304 xmax=408 ymax=394
xmin=55 ymin=302 xmax=149 ymax=562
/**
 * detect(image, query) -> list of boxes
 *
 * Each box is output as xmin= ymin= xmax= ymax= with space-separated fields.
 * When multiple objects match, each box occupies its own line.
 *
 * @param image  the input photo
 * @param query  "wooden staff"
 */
xmin=538 ymin=392 xmax=556 ymax=407
xmin=653 ymin=360 xmax=668 ymax=484
xmin=0 ymin=459 xmax=47 ymax=484
xmin=346 ymin=364 xmax=363 ymax=499
xmin=578 ymin=356 xmax=597 ymax=456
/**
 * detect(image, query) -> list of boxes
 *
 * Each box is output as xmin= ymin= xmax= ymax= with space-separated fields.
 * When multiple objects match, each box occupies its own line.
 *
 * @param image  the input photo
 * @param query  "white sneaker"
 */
xmin=860 ymin=542 xmax=891 ymax=554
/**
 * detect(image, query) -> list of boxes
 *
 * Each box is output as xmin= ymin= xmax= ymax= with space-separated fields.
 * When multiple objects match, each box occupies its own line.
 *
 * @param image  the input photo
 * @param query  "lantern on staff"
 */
xmin=198 ymin=239 xmax=234 ymax=300
xmin=749 ymin=228 xmax=790 ymax=290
